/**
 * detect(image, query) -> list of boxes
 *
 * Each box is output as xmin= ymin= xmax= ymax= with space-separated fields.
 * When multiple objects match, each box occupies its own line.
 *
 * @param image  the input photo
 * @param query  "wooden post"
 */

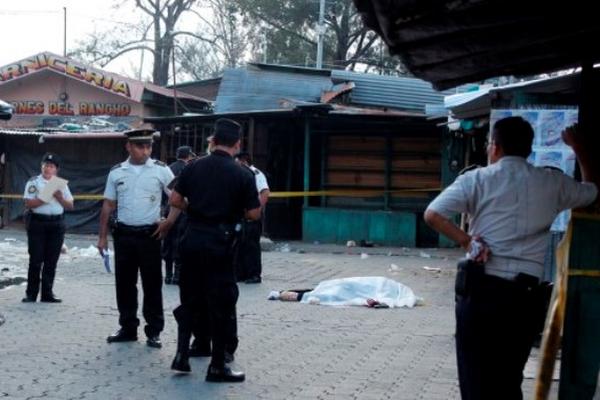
xmin=303 ymin=118 xmax=311 ymax=208
xmin=384 ymin=134 xmax=392 ymax=210
xmin=248 ymin=117 xmax=255 ymax=157
xmin=320 ymin=132 xmax=328 ymax=207
xmin=559 ymin=61 xmax=600 ymax=400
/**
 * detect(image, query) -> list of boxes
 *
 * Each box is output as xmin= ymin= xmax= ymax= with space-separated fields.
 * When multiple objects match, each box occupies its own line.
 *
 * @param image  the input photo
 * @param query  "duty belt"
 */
xmin=115 ymin=222 xmax=157 ymax=235
xmin=30 ymin=214 xmax=64 ymax=221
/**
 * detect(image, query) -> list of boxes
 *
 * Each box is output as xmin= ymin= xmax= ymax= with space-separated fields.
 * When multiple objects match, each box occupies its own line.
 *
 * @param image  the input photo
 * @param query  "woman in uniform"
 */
xmin=22 ymin=153 xmax=73 ymax=303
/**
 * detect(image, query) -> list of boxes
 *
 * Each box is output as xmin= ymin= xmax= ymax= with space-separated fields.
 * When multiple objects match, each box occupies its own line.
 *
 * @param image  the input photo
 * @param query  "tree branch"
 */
xmin=244 ymin=9 xmax=316 ymax=46
xmin=172 ymin=30 xmax=216 ymax=44
xmin=101 ymin=45 xmax=157 ymax=66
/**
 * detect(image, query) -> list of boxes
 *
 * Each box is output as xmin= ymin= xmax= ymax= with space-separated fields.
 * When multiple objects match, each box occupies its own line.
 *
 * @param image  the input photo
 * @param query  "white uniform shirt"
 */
xmin=23 ymin=175 xmax=73 ymax=215
xmin=427 ymin=156 xmax=597 ymax=280
xmin=249 ymin=165 xmax=269 ymax=193
xmin=103 ymin=158 xmax=174 ymax=226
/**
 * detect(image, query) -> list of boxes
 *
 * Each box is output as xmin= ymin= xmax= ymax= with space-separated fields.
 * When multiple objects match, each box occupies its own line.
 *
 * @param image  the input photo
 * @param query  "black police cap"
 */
xmin=213 ymin=118 xmax=241 ymax=144
xmin=176 ymin=145 xmax=195 ymax=159
xmin=41 ymin=152 xmax=60 ymax=167
xmin=124 ymin=129 xmax=156 ymax=143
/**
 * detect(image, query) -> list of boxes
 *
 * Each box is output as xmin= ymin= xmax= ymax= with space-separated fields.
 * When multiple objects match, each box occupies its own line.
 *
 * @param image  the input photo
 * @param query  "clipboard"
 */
xmin=38 ymin=176 xmax=68 ymax=203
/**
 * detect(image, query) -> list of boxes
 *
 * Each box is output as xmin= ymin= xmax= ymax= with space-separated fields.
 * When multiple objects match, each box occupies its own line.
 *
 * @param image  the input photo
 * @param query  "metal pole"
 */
xmin=316 ymin=0 xmax=325 ymax=69
xmin=63 ymin=7 xmax=67 ymax=56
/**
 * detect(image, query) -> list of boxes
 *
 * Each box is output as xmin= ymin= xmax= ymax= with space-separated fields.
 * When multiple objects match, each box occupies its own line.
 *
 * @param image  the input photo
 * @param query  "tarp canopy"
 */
xmin=354 ymin=0 xmax=600 ymax=90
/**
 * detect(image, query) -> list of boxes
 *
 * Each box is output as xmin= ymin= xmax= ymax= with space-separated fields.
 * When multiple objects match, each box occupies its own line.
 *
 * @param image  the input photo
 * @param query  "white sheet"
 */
xmin=299 ymin=276 xmax=421 ymax=308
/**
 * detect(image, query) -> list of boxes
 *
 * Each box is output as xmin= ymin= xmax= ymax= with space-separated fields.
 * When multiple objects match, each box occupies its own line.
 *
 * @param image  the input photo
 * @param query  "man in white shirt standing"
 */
xmin=22 ymin=153 xmax=74 ymax=303
xmin=97 ymin=129 xmax=176 ymax=349
xmin=235 ymin=152 xmax=269 ymax=284
xmin=424 ymin=117 xmax=598 ymax=400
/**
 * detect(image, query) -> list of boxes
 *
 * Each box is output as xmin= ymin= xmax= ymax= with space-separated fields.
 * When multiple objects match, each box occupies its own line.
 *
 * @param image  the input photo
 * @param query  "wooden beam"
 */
xmin=303 ymin=118 xmax=311 ymax=208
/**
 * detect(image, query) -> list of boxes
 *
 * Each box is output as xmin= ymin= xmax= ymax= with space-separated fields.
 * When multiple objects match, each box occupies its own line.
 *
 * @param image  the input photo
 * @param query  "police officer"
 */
xmin=169 ymin=118 xmax=261 ymax=382
xmin=162 ymin=145 xmax=195 ymax=284
xmin=22 ymin=153 xmax=73 ymax=303
xmin=97 ymin=129 xmax=176 ymax=349
xmin=234 ymin=152 xmax=270 ymax=283
xmin=424 ymin=117 xmax=598 ymax=399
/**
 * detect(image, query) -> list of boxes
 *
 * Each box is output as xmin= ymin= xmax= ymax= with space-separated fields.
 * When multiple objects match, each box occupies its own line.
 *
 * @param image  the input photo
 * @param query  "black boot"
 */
xmin=206 ymin=364 xmax=245 ymax=382
xmin=171 ymin=351 xmax=191 ymax=373
xmin=171 ymin=306 xmax=192 ymax=373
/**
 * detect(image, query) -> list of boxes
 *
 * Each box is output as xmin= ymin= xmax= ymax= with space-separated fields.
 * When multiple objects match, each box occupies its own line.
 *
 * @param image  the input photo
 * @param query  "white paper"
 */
xmin=38 ymin=176 xmax=68 ymax=203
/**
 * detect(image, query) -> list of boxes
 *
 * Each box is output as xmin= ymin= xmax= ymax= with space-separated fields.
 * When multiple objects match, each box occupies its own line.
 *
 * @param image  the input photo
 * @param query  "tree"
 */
xmin=71 ymin=0 xmax=213 ymax=85
xmin=237 ymin=0 xmax=406 ymax=73
xmin=178 ymin=0 xmax=253 ymax=79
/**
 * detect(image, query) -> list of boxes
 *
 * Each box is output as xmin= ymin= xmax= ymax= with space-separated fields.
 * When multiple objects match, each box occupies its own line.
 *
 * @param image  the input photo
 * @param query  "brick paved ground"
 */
xmin=0 ymin=228 xmax=557 ymax=399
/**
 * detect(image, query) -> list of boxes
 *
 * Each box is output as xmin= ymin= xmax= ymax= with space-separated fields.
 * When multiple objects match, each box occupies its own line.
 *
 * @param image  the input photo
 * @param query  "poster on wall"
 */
xmin=490 ymin=108 xmax=578 ymax=231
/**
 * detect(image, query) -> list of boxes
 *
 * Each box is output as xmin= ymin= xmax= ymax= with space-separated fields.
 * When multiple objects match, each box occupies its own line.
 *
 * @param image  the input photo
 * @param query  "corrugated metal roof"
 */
xmin=0 ymin=129 xmax=127 ymax=139
xmin=214 ymin=64 xmax=451 ymax=114
xmin=445 ymin=72 xmax=583 ymax=119
xmin=0 ymin=129 xmax=43 ymax=136
xmin=331 ymin=70 xmax=451 ymax=113
xmin=215 ymin=68 xmax=333 ymax=113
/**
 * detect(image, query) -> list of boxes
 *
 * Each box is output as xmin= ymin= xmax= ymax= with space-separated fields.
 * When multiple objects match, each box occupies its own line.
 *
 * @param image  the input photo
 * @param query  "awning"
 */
xmin=354 ymin=0 xmax=600 ymax=90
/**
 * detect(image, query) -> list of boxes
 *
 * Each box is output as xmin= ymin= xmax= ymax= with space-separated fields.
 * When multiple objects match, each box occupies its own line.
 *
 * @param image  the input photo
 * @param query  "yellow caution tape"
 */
xmin=0 ymin=194 xmax=105 ymax=201
xmin=1 ymin=188 xmax=441 ymax=201
xmin=568 ymin=269 xmax=600 ymax=277
xmin=269 ymin=188 xmax=440 ymax=198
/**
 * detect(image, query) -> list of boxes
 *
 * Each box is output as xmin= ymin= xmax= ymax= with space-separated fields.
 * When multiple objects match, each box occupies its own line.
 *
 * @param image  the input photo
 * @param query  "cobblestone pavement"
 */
xmin=0 ymin=228 xmax=556 ymax=399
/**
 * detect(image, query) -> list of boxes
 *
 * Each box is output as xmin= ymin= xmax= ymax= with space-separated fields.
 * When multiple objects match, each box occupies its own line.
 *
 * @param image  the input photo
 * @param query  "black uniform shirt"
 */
xmin=175 ymin=150 xmax=260 ymax=224
xmin=169 ymin=159 xmax=187 ymax=177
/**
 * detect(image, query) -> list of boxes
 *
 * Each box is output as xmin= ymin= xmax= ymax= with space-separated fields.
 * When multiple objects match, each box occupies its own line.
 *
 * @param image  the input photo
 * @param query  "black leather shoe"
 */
xmin=206 ymin=365 xmax=245 ymax=382
xmin=189 ymin=340 xmax=211 ymax=357
xmin=106 ymin=329 xmax=137 ymax=343
xmin=22 ymin=296 xmax=36 ymax=303
xmin=171 ymin=352 xmax=191 ymax=373
xmin=146 ymin=335 xmax=162 ymax=348
xmin=245 ymin=276 xmax=262 ymax=284
xmin=40 ymin=296 xmax=62 ymax=303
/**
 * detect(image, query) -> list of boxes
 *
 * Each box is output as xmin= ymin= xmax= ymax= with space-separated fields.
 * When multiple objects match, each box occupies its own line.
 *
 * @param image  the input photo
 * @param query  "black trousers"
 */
xmin=178 ymin=224 xmax=239 ymax=368
xmin=113 ymin=225 xmax=164 ymax=337
xmin=161 ymin=213 xmax=187 ymax=278
xmin=26 ymin=215 xmax=65 ymax=299
xmin=455 ymin=261 xmax=545 ymax=400
xmin=235 ymin=220 xmax=262 ymax=281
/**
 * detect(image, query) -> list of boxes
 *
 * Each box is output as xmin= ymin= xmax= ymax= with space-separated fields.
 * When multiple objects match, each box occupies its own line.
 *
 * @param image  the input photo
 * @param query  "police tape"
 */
xmin=0 ymin=188 xmax=441 ymax=201
xmin=568 ymin=269 xmax=600 ymax=278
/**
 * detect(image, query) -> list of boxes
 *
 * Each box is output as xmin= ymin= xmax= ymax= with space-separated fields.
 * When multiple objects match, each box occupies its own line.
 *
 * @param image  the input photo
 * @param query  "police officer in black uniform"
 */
xmin=22 ymin=153 xmax=74 ymax=303
xmin=162 ymin=145 xmax=195 ymax=284
xmin=169 ymin=118 xmax=261 ymax=382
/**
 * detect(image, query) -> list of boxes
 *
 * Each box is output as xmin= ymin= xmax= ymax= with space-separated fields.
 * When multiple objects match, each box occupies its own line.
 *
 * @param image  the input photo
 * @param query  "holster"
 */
xmin=23 ymin=210 xmax=32 ymax=230
xmin=455 ymin=259 xmax=485 ymax=297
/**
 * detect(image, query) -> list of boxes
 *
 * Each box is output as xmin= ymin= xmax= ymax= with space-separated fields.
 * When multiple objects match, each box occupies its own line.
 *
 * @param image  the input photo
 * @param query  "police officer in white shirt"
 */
xmin=22 ymin=153 xmax=74 ymax=303
xmin=97 ymin=129 xmax=177 ymax=349
xmin=234 ymin=152 xmax=269 ymax=283
xmin=424 ymin=117 xmax=598 ymax=400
